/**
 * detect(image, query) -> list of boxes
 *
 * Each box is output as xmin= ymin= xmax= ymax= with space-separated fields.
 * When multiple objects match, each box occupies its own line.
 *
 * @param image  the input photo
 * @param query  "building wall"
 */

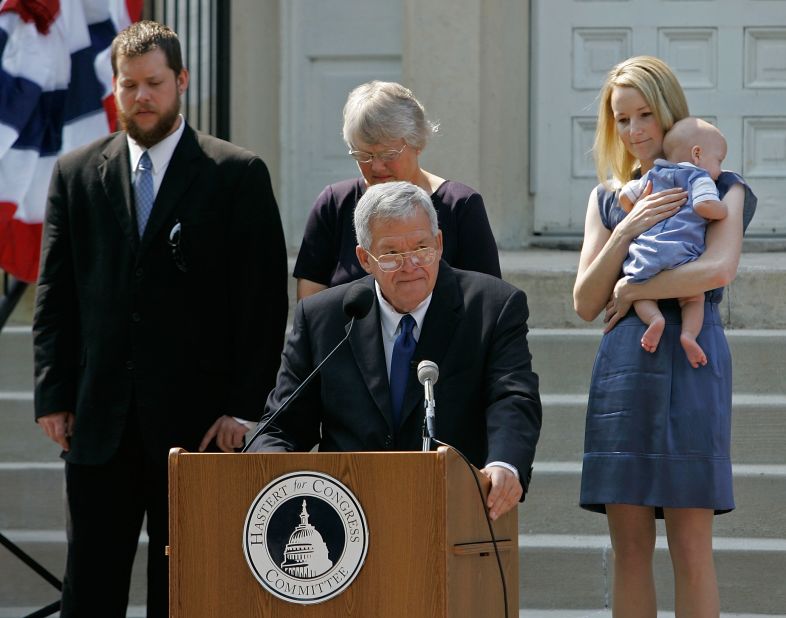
xmin=404 ymin=0 xmax=533 ymax=248
xmin=230 ymin=0 xmax=535 ymax=249
xmin=230 ymin=0 xmax=281 ymax=199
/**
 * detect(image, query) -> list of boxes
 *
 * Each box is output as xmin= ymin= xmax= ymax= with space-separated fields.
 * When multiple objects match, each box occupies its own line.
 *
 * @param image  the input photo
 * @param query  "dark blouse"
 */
xmin=293 ymin=177 xmax=501 ymax=287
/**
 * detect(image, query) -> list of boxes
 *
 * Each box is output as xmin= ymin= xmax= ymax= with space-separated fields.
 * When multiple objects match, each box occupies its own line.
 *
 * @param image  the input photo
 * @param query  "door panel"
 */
xmin=532 ymin=0 xmax=786 ymax=236
xmin=281 ymin=0 xmax=402 ymax=246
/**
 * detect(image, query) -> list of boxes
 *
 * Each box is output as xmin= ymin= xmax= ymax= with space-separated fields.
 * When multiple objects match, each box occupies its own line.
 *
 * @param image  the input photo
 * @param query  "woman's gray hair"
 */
xmin=342 ymin=81 xmax=438 ymax=150
xmin=354 ymin=182 xmax=438 ymax=250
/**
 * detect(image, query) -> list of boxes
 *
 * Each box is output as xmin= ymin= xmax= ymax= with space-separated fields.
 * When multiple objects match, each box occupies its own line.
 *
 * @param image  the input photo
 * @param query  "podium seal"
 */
xmin=243 ymin=471 xmax=369 ymax=604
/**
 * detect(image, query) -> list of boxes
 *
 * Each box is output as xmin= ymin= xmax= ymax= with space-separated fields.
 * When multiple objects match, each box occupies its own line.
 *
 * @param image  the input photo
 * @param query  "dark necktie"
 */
xmin=389 ymin=314 xmax=416 ymax=428
xmin=135 ymin=151 xmax=154 ymax=237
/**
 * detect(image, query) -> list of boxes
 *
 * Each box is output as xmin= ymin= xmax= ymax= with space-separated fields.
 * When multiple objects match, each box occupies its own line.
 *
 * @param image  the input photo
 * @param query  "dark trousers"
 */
xmin=60 ymin=416 xmax=169 ymax=618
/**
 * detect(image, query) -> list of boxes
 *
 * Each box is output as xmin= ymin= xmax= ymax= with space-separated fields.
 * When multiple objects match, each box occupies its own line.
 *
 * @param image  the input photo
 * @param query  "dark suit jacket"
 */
xmin=254 ymin=263 xmax=541 ymax=485
xmin=33 ymin=125 xmax=289 ymax=465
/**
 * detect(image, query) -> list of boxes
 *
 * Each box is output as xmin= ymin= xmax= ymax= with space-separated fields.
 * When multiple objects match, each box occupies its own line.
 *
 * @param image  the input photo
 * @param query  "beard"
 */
xmin=118 ymin=97 xmax=182 ymax=148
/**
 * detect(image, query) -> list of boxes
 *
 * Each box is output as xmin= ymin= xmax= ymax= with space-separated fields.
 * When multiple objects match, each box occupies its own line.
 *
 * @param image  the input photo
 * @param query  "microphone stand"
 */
xmin=421 ymin=381 xmax=436 ymax=452
xmin=242 ymin=316 xmax=358 ymax=453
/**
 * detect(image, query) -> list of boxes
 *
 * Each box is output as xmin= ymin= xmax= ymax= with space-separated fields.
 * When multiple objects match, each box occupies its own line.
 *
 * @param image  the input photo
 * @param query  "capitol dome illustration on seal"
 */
xmin=280 ymin=499 xmax=333 ymax=578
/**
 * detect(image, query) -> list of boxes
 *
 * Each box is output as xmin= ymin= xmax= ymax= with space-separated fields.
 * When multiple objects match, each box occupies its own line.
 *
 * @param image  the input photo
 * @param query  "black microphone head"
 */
xmin=417 ymin=360 xmax=439 ymax=385
xmin=343 ymin=283 xmax=375 ymax=320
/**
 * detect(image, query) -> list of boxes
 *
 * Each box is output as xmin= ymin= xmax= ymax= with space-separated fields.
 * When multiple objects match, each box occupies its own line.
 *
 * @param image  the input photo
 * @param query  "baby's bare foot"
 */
xmin=680 ymin=333 xmax=708 ymax=368
xmin=641 ymin=317 xmax=665 ymax=353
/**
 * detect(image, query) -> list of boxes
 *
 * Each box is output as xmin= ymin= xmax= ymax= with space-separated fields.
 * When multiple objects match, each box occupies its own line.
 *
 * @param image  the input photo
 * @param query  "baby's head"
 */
xmin=663 ymin=117 xmax=727 ymax=181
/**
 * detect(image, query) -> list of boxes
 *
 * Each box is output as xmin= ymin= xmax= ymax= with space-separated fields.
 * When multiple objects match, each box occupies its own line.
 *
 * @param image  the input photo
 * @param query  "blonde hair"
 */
xmin=594 ymin=56 xmax=689 ymax=185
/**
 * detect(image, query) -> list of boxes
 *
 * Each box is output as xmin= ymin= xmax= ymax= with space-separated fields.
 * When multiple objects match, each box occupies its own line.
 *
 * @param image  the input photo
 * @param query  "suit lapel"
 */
xmin=399 ymin=263 xmax=462 ymax=427
xmin=98 ymin=133 xmax=138 ymax=251
xmin=348 ymin=277 xmax=396 ymax=430
xmin=138 ymin=124 xmax=203 ymax=258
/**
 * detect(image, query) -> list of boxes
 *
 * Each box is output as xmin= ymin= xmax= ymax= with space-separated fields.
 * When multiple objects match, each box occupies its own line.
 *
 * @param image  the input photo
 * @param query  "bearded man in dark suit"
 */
xmin=33 ymin=20 xmax=288 ymax=617
xmin=253 ymin=181 xmax=541 ymax=521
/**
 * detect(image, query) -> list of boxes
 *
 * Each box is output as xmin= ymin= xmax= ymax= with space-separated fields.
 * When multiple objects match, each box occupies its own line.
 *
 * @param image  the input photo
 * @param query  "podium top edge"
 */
xmin=169 ymin=449 xmax=449 ymax=458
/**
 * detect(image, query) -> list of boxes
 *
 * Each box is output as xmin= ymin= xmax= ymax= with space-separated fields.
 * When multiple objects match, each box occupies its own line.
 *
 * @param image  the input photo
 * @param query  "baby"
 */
xmin=620 ymin=117 xmax=728 ymax=368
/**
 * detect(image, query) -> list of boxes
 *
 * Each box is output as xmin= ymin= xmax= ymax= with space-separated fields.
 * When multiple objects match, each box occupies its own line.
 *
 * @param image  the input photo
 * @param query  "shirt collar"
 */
xmin=127 ymin=114 xmax=186 ymax=173
xmin=654 ymin=157 xmax=697 ymax=170
xmin=375 ymin=280 xmax=432 ymax=340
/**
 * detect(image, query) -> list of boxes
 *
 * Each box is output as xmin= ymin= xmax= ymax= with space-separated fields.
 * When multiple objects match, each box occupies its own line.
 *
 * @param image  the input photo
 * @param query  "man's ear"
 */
xmin=356 ymin=245 xmax=373 ymax=274
xmin=176 ymin=68 xmax=190 ymax=95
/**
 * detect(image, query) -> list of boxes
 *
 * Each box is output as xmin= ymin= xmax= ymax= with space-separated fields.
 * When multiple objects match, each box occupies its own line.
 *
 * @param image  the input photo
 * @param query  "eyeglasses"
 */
xmin=364 ymin=246 xmax=437 ymax=272
xmin=348 ymin=143 xmax=407 ymax=164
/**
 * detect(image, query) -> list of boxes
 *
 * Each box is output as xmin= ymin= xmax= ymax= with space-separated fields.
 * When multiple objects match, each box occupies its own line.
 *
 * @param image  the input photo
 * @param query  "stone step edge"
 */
xmin=4 ymin=393 xmax=785 ymax=405
xmin=528 ymin=462 xmax=786 ymax=478
xmin=0 ymin=608 xmax=777 ymax=618
xmin=2 ymin=530 xmax=783 ymax=553
xmin=528 ymin=328 xmax=786 ymax=337
xmin=1 ymin=529 xmax=148 ymax=543
xmin=516 ymin=607 xmax=786 ymax=618
xmin=520 ymin=534 xmax=786 ymax=552
xmin=1 ymin=586 xmax=782 ymax=616
xmin=537 ymin=394 xmax=786 ymax=406
xmin=3 ymin=461 xmax=786 ymax=478
xmin=0 ymin=609 xmax=777 ymax=618
xmin=0 ymin=609 xmax=147 ymax=618
xmin=6 ymin=326 xmax=786 ymax=335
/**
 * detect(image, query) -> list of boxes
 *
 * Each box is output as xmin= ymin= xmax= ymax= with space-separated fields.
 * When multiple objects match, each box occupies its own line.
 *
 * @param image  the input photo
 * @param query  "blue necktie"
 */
xmin=135 ymin=151 xmax=154 ymax=237
xmin=389 ymin=314 xmax=416 ymax=428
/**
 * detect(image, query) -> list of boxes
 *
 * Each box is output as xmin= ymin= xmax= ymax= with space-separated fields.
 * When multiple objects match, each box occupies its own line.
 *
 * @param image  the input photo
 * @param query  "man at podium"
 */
xmin=253 ymin=181 xmax=541 ymax=520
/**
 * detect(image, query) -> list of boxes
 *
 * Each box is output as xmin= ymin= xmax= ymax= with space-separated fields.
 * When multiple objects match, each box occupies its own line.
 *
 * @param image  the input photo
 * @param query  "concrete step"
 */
xmin=4 ymin=250 xmax=786 ymax=330
xmin=3 ymin=531 xmax=781 ymax=616
xmin=2 ymin=459 xmax=782 ymax=535
xmin=0 ymin=464 xmax=65 ymax=529
xmin=519 ymin=534 xmax=786 ymax=613
xmin=537 ymin=394 xmax=786 ymax=465
xmin=0 ymin=395 xmax=61 ymax=462
xmin=7 ymin=393 xmax=779 ymax=466
xmin=520 ymin=465 xmax=786 ymax=539
xmin=0 ymin=608 xmax=146 ymax=617
xmin=501 ymin=250 xmax=786 ymax=330
xmin=0 ymin=326 xmax=34 ymax=391
xmin=528 ymin=329 xmax=786 ymax=396
xmin=0 ymin=530 xmax=146 ymax=608
xmin=4 ymin=326 xmax=785 ymax=395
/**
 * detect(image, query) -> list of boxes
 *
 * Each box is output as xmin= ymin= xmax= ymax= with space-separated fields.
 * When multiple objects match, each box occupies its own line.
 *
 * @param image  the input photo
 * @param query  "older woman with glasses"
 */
xmin=294 ymin=80 xmax=501 ymax=300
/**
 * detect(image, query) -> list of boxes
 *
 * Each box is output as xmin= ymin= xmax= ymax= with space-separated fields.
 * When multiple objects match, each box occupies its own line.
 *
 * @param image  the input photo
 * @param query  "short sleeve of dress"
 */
xmin=716 ymin=171 xmax=757 ymax=233
xmin=595 ymin=183 xmax=627 ymax=231
xmin=433 ymin=181 xmax=501 ymax=278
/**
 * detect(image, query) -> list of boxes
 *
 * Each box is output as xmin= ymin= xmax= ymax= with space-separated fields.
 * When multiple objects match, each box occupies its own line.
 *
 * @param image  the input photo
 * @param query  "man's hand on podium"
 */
xmin=481 ymin=465 xmax=523 ymax=521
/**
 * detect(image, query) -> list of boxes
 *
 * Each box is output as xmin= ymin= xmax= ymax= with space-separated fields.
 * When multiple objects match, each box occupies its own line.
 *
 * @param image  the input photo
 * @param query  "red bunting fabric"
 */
xmin=0 ymin=0 xmax=141 ymax=282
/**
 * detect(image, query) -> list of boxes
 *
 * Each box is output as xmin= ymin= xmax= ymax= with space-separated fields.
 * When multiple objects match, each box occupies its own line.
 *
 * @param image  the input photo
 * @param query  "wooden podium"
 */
xmin=168 ymin=446 xmax=518 ymax=617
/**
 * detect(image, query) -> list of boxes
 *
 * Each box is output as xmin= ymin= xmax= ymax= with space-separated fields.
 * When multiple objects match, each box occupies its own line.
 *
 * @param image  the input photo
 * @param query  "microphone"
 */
xmin=417 ymin=360 xmax=439 ymax=451
xmin=242 ymin=283 xmax=375 ymax=452
xmin=342 ymin=283 xmax=375 ymax=321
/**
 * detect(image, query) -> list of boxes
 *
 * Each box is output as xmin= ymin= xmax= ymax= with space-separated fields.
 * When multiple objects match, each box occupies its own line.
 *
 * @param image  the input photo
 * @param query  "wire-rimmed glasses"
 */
xmin=348 ymin=143 xmax=407 ymax=164
xmin=364 ymin=246 xmax=437 ymax=272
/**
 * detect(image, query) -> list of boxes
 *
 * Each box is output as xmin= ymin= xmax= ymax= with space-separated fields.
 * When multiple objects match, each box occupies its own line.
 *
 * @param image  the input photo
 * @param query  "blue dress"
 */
xmin=580 ymin=172 xmax=756 ymax=516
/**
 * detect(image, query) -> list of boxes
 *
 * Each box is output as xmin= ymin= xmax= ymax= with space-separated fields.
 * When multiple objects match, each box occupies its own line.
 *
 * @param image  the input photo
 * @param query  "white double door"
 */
xmin=532 ymin=0 xmax=786 ymax=236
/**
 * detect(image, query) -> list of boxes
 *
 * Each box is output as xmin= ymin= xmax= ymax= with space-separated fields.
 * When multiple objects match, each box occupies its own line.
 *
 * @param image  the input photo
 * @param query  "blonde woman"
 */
xmin=574 ymin=56 xmax=756 ymax=617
